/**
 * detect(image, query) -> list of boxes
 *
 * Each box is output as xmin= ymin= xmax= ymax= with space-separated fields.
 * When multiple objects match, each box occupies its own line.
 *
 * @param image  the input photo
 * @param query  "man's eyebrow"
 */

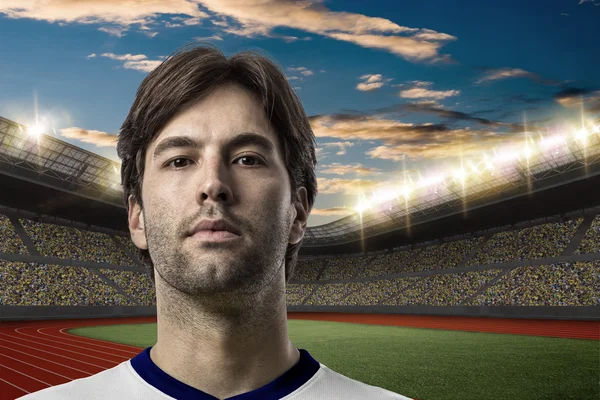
xmin=153 ymin=136 xmax=200 ymax=161
xmin=152 ymin=132 xmax=276 ymax=161
xmin=225 ymin=132 xmax=276 ymax=155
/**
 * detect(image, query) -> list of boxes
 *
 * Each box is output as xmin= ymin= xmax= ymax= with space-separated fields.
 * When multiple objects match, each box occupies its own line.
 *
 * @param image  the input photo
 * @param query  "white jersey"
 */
xmin=17 ymin=347 xmax=412 ymax=400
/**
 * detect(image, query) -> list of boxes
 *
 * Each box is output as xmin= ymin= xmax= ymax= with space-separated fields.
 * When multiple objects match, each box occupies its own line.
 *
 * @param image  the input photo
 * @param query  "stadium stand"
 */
xmin=0 ymin=260 xmax=135 ymax=306
xmin=0 ymin=214 xmax=27 ymax=255
xmin=0 ymin=209 xmax=599 ymax=311
xmin=20 ymin=218 xmax=136 ymax=266
xmin=575 ymin=215 xmax=600 ymax=255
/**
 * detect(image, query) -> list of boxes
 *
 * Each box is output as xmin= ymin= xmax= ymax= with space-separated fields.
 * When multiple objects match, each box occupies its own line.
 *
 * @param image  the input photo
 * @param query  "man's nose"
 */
xmin=195 ymin=154 xmax=233 ymax=204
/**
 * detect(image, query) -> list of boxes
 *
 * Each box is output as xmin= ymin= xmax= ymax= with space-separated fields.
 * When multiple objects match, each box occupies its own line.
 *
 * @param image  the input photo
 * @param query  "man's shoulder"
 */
xmin=16 ymin=360 xmax=168 ymax=400
xmin=289 ymin=363 xmax=413 ymax=400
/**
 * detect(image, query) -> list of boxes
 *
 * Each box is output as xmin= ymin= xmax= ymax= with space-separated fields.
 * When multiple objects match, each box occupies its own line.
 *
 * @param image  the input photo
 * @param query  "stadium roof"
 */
xmin=1 ymin=115 xmax=599 ymax=246
xmin=303 ymin=121 xmax=600 ymax=246
xmin=0 ymin=116 xmax=122 ymax=207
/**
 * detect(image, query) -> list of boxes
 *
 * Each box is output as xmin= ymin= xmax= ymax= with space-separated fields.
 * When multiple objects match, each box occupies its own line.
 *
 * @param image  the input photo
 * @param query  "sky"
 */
xmin=0 ymin=0 xmax=599 ymax=227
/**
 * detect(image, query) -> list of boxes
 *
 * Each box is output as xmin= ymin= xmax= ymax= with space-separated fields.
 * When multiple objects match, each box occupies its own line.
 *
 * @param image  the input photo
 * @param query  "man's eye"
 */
xmin=167 ymin=158 xmax=193 ymax=169
xmin=234 ymin=155 xmax=263 ymax=166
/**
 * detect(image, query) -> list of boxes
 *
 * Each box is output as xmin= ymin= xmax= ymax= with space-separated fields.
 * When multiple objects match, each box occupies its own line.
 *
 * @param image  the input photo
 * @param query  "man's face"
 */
xmin=130 ymin=82 xmax=300 ymax=298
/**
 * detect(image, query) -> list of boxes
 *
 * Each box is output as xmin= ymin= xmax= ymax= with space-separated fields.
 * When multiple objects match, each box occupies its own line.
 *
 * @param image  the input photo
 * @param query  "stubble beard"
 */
xmin=143 ymin=204 xmax=290 ymax=307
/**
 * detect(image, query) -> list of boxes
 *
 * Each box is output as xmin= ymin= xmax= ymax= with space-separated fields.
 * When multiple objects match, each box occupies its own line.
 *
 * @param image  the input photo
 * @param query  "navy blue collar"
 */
xmin=130 ymin=347 xmax=320 ymax=399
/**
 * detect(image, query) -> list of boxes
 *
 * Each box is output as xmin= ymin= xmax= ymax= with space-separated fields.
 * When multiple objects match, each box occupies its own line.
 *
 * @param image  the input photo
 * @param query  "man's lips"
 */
xmin=188 ymin=219 xmax=241 ymax=236
xmin=191 ymin=230 xmax=240 ymax=239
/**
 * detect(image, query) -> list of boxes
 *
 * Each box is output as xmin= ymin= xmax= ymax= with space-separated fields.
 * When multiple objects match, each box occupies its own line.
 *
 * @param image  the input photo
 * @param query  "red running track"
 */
xmin=0 ymin=314 xmax=597 ymax=399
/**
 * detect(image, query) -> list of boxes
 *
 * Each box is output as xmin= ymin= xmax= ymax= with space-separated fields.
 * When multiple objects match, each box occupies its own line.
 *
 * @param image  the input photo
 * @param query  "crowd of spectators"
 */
xmin=2 ymin=212 xmax=598 ymax=309
xmin=468 ymin=219 xmax=582 ymax=266
xmin=390 ymin=269 xmax=501 ymax=306
xmin=404 ymin=237 xmax=483 ymax=273
xmin=285 ymin=284 xmax=317 ymax=305
xmin=292 ymin=237 xmax=483 ymax=281
xmin=467 ymin=261 xmax=600 ymax=306
xmin=365 ymin=249 xmax=421 ymax=278
xmin=319 ymin=256 xmax=376 ymax=281
xmin=20 ymin=219 xmax=136 ymax=266
xmin=575 ymin=215 xmax=600 ymax=255
xmin=116 ymin=235 xmax=142 ymax=261
xmin=345 ymin=278 xmax=418 ymax=306
xmin=100 ymin=268 xmax=156 ymax=306
xmin=292 ymin=258 xmax=329 ymax=281
xmin=304 ymin=282 xmax=365 ymax=306
xmin=0 ymin=214 xmax=27 ymax=254
xmin=0 ymin=260 xmax=135 ymax=306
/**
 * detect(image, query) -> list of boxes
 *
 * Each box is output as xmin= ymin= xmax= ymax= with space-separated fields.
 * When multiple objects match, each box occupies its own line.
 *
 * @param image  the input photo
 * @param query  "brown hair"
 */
xmin=117 ymin=43 xmax=317 ymax=285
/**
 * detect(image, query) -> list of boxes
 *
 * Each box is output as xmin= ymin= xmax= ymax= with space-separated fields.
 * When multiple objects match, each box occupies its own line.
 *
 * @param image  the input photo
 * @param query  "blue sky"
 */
xmin=1 ymin=0 xmax=599 ymax=226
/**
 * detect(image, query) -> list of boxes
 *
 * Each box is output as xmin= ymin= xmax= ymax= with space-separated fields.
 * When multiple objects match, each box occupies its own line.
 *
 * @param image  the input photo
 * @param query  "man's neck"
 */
xmin=150 ymin=282 xmax=299 ymax=399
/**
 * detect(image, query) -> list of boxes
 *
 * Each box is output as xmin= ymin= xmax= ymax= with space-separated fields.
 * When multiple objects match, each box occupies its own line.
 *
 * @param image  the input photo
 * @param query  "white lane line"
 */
xmin=0 ymin=352 xmax=74 ymax=381
xmin=0 ymin=362 xmax=52 ymax=387
xmin=0 ymin=333 xmax=121 ymax=364
xmin=0 ymin=376 xmax=30 ymax=394
xmin=0 ymin=343 xmax=93 ymax=376
xmin=14 ymin=328 xmax=130 ymax=360
xmin=38 ymin=327 xmax=140 ymax=356
xmin=0 ymin=337 xmax=113 ymax=369
xmin=9 ymin=328 xmax=131 ymax=360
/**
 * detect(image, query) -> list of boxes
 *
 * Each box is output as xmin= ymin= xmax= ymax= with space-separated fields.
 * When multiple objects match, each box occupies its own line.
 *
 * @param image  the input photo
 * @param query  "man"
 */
xmin=20 ymin=44 xmax=412 ymax=399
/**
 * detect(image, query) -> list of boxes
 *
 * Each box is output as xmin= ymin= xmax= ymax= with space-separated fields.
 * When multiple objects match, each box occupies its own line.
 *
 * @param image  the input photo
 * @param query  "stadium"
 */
xmin=0 ymin=113 xmax=598 ymax=400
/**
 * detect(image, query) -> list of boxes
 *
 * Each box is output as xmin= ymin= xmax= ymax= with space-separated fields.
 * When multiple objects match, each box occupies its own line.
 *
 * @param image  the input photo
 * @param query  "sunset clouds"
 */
xmin=0 ymin=0 xmax=456 ymax=62
xmin=59 ymin=127 xmax=118 ymax=147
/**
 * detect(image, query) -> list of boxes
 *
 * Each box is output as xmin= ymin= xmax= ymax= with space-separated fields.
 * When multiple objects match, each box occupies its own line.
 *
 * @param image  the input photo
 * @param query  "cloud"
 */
xmin=356 ymin=74 xmax=392 ymax=91
xmin=554 ymin=87 xmax=600 ymax=113
xmin=98 ymin=53 xmax=162 ymax=72
xmin=374 ymin=102 xmax=522 ymax=130
xmin=315 ymin=147 xmax=327 ymax=160
xmin=123 ymin=59 xmax=163 ymax=72
xmin=287 ymin=66 xmax=313 ymax=76
xmin=325 ymin=32 xmax=454 ymax=63
xmin=98 ymin=26 xmax=128 ymax=37
xmin=0 ymin=1 xmax=457 ymax=62
xmin=475 ymin=67 xmax=561 ymax=86
xmin=319 ymin=163 xmax=382 ymax=176
xmin=412 ymin=28 xmax=456 ymax=41
xmin=86 ymin=53 xmax=96 ymax=59
xmin=560 ymin=12 xmax=570 ymax=16
xmin=193 ymin=35 xmax=224 ymax=41
xmin=142 ymin=30 xmax=159 ymax=38
xmin=100 ymin=53 xmax=147 ymax=61
xmin=320 ymin=141 xmax=356 ymax=155
xmin=165 ymin=16 xmax=203 ymax=28
xmin=392 ymin=80 xmax=432 ymax=88
xmin=317 ymin=177 xmax=384 ymax=195
xmin=399 ymin=87 xmax=460 ymax=100
xmin=0 ymin=1 xmax=209 ymax=36
xmin=309 ymin=112 xmax=525 ymax=161
xmin=278 ymin=35 xmax=312 ymax=43
xmin=309 ymin=207 xmax=355 ymax=216
xmin=59 ymin=127 xmax=118 ymax=147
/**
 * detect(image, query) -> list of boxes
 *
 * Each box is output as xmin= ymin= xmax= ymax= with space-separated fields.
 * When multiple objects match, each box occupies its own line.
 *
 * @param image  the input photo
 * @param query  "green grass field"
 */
xmin=69 ymin=320 xmax=599 ymax=400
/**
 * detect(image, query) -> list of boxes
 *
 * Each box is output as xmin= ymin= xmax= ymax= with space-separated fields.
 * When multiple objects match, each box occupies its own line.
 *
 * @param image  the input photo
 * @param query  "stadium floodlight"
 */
xmin=540 ymin=135 xmax=566 ymax=150
xmin=419 ymin=174 xmax=445 ymax=188
xmin=372 ymin=187 xmax=400 ymax=204
xmin=27 ymin=123 xmax=45 ymax=138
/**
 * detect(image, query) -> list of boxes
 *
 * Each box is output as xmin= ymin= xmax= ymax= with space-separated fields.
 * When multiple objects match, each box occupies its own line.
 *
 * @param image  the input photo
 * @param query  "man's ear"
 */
xmin=289 ymin=187 xmax=309 ymax=245
xmin=128 ymin=195 xmax=148 ymax=250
